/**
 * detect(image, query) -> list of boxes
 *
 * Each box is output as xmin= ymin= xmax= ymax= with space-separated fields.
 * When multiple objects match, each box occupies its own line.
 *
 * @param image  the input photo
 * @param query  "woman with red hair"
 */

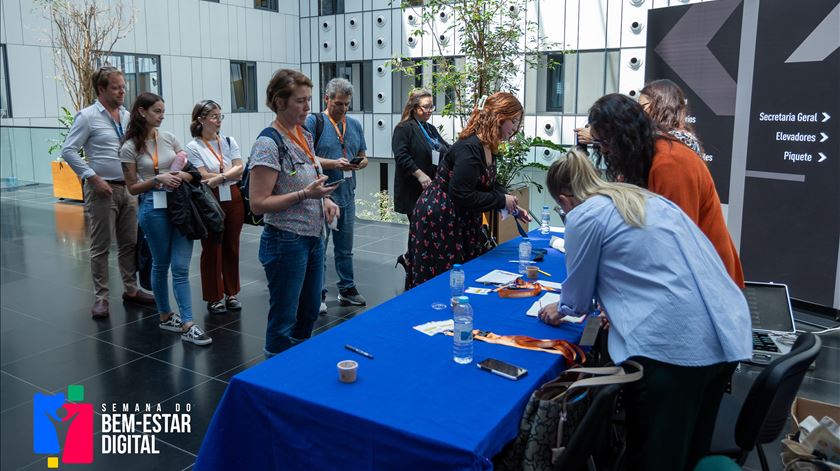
xmin=406 ymin=92 xmax=530 ymax=288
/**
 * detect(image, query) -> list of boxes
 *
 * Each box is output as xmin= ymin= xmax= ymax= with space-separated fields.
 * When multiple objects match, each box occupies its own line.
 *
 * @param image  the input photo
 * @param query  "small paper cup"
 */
xmin=337 ymin=360 xmax=358 ymax=383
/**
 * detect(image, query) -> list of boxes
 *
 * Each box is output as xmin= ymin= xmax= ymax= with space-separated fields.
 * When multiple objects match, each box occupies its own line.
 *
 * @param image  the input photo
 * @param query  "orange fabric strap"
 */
xmin=275 ymin=121 xmax=319 ymax=172
xmin=496 ymin=280 xmax=559 ymax=298
xmin=325 ymin=113 xmax=347 ymax=160
xmin=149 ymin=130 xmax=159 ymax=175
xmin=447 ymin=330 xmax=585 ymax=367
xmin=201 ymin=136 xmax=224 ymax=172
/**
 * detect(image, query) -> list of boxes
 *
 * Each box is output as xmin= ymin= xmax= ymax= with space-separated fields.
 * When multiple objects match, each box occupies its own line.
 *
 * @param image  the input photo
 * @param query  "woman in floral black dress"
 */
xmin=407 ymin=92 xmax=531 ymax=288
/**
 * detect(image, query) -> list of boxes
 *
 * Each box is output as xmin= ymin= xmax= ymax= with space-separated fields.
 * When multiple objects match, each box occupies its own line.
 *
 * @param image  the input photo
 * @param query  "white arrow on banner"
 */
xmin=820 ymin=133 xmax=829 ymax=142
xmin=823 ymin=112 xmax=832 ymax=122
xmin=818 ymin=153 xmax=827 ymax=162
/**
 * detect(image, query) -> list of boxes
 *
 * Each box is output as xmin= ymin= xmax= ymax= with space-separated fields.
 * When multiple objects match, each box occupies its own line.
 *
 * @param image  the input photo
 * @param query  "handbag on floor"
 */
xmin=496 ymin=361 xmax=643 ymax=471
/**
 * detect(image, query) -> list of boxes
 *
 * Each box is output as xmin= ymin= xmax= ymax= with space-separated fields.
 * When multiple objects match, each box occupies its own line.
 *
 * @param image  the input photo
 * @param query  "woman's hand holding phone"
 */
xmin=303 ymin=175 xmax=336 ymax=199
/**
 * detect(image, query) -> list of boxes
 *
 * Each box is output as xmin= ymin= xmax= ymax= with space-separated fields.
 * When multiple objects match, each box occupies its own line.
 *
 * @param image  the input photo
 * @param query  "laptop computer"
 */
xmin=743 ymin=281 xmax=797 ymax=365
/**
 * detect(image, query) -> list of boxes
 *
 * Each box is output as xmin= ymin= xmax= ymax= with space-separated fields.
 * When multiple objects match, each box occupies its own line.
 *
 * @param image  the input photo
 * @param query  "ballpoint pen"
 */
xmin=345 ymin=344 xmax=374 ymax=359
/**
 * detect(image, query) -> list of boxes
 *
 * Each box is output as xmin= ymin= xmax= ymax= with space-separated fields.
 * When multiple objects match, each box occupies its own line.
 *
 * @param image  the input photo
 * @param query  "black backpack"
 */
xmin=238 ymin=128 xmax=289 ymax=226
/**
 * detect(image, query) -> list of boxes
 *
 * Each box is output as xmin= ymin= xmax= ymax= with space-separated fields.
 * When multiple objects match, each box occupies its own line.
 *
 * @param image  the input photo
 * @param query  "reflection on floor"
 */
xmin=1 ymin=184 xmax=837 ymax=471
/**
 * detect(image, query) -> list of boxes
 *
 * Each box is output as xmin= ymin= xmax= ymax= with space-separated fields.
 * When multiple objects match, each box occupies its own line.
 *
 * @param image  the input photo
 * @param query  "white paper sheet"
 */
xmin=475 ymin=269 xmax=520 ymax=285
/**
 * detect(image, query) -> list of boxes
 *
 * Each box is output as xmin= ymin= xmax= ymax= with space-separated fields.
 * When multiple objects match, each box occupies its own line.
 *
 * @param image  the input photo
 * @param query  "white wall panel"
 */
xmin=145 ymin=0 xmax=171 ymax=55
xmin=429 ymin=4 xmax=455 ymax=56
xmin=212 ymin=4 xmax=232 ymax=59
xmin=190 ymin=58 xmax=205 ymax=112
xmin=363 ymin=11 xmax=373 ymax=59
xmin=279 ymin=0 xmax=298 ymax=15
xmin=19 ymin=0 xmax=50 ymax=46
xmin=346 ymin=0 xmax=363 ymax=13
xmin=310 ymin=18 xmax=320 ymax=61
xmin=201 ymin=58 xmax=223 ymax=107
xmin=335 ymin=14 xmax=346 ymax=61
xmin=564 ymin=0 xmax=580 ymax=51
xmin=170 ymin=56 xmax=193 ymax=116
xmin=288 ymin=16 xmax=301 ymax=64
xmin=179 ymin=1 xmax=201 ymax=57
xmin=1 ymin=0 xmax=21 ymax=43
xmin=560 ymin=116 xmax=579 ymax=147
xmin=372 ymin=11 xmax=391 ymax=60
xmin=391 ymin=9 xmax=404 ymax=58
xmin=216 ymin=60 xmax=231 ymax=114
xmin=578 ymin=0 xmax=608 ymax=50
xmin=310 ymin=0 xmax=318 ymax=17
xmin=606 ymin=0 xmax=624 ymax=48
xmin=621 ymin=3 xmax=650 ymax=48
xmin=345 ymin=14 xmax=363 ymax=61
xmin=619 ymin=47 xmax=646 ymax=98
xmin=245 ymin=9 xmax=264 ymax=61
xmin=536 ymin=115 xmax=562 ymax=143
xmin=160 ymin=55 xmax=174 ymax=106
xmin=372 ymin=114 xmax=392 ymax=159
xmin=132 ymin=0 xmax=148 ymax=54
xmin=299 ymin=0 xmax=310 ymax=18
xmin=402 ymin=8 xmax=422 ymax=58
xmin=300 ymin=18 xmax=311 ymax=63
xmin=38 ymin=48 xmax=58 ymax=117
xmin=7 ymin=46 xmax=44 ymax=118
xmin=310 ymin=64 xmax=321 ymax=112
xmin=362 ymin=114 xmax=374 ymax=158
xmin=371 ymin=0 xmax=391 ymax=10
xmin=372 ymin=61 xmax=390 ymax=114
xmin=318 ymin=15 xmax=337 ymax=62
xmin=538 ymin=0 xmax=566 ymax=49
xmin=429 ymin=115 xmax=454 ymax=144
xmin=256 ymin=62 xmax=273 ymax=113
xmin=269 ymin=15 xmax=284 ymax=62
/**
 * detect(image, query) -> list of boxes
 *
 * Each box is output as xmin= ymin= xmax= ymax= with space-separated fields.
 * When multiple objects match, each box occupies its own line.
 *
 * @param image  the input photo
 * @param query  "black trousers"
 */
xmin=622 ymin=357 xmax=737 ymax=471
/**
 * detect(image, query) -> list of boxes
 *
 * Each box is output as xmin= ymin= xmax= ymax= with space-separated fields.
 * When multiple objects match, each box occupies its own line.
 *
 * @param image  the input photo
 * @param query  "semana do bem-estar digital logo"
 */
xmin=33 ymin=385 xmax=93 ymax=468
xmin=33 ymin=385 xmax=193 ymax=468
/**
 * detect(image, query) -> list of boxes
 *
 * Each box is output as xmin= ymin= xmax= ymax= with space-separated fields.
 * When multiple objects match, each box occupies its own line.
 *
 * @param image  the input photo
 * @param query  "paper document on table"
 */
xmin=549 ymin=236 xmax=566 ymax=253
xmin=413 ymin=320 xmax=454 ymax=336
xmin=475 ymin=269 xmax=520 ymax=285
xmin=465 ymin=287 xmax=492 ymax=295
xmin=526 ymin=293 xmax=561 ymax=317
xmin=539 ymin=280 xmax=563 ymax=291
xmin=550 ymin=226 xmax=566 ymax=234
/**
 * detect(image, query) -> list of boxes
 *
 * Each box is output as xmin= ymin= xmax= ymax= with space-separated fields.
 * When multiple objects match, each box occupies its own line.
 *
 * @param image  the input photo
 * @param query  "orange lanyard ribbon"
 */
xmin=150 ymin=130 xmax=159 ymax=175
xmin=201 ymin=136 xmax=224 ymax=172
xmin=275 ymin=121 xmax=319 ymax=175
xmin=325 ymin=113 xmax=347 ymax=159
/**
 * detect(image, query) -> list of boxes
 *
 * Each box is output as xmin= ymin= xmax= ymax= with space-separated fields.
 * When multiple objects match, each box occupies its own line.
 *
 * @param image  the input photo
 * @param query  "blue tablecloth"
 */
xmin=195 ymin=230 xmax=582 ymax=471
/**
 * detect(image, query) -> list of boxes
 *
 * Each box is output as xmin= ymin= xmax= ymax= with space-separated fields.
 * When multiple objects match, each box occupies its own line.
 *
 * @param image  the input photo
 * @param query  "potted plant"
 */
xmin=36 ymin=0 xmax=135 ymax=200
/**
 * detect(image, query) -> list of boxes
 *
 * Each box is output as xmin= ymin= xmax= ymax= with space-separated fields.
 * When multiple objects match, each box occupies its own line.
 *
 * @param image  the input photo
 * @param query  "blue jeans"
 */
xmin=323 ymin=201 xmax=355 ymax=291
xmin=137 ymin=193 xmax=195 ymax=323
xmin=259 ymin=225 xmax=325 ymax=355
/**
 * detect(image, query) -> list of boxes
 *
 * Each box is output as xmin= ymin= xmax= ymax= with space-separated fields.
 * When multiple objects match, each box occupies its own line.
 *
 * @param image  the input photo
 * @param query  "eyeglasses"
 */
xmin=206 ymin=113 xmax=225 ymax=122
xmin=420 ymin=104 xmax=436 ymax=111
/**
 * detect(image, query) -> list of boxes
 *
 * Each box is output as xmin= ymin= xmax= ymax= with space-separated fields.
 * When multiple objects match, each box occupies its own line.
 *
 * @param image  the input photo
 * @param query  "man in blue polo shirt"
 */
xmin=305 ymin=78 xmax=369 ymax=310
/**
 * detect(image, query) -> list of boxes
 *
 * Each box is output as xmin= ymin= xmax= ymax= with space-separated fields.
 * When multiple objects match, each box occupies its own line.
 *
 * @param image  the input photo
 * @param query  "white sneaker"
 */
xmin=181 ymin=325 xmax=212 ymax=346
xmin=158 ymin=313 xmax=183 ymax=332
xmin=319 ymin=302 xmax=328 ymax=314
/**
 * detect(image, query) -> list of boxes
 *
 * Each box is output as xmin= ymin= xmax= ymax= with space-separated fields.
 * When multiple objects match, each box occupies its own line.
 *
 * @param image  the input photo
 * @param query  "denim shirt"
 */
xmin=304 ymin=113 xmax=367 ymax=207
xmin=559 ymin=194 xmax=752 ymax=367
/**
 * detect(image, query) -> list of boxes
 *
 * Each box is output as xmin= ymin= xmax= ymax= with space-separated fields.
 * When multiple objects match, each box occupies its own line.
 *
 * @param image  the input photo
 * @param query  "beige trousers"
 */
xmin=83 ymin=180 xmax=138 ymax=300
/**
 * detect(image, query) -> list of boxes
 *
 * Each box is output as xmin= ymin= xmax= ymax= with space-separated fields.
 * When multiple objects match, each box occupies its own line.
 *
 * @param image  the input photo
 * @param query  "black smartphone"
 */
xmin=324 ymin=178 xmax=345 ymax=187
xmin=349 ymin=156 xmax=364 ymax=165
xmin=477 ymin=358 xmax=528 ymax=380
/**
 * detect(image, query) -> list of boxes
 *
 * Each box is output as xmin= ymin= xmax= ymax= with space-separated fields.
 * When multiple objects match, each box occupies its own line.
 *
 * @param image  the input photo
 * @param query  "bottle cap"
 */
xmin=453 ymin=264 xmax=462 ymax=269
xmin=543 ymin=205 xmax=549 ymax=209
xmin=457 ymin=295 xmax=469 ymax=304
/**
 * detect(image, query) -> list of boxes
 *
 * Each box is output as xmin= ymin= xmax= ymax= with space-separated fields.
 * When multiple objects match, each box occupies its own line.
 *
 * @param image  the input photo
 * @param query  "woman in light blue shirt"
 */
xmin=538 ymin=150 xmax=751 ymax=471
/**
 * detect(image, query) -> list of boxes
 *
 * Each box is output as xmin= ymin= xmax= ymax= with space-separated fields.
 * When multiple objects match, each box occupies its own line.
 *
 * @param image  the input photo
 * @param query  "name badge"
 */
xmin=218 ymin=183 xmax=232 ymax=202
xmin=343 ymin=170 xmax=353 ymax=179
xmin=431 ymin=150 xmax=441 ymax=166
xmin=152 ymin=191 xmax=168 ymax=209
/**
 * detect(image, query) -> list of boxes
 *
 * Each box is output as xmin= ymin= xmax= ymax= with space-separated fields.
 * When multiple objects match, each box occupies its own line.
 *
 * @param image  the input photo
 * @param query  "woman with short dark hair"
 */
xmin=248 ymin=69 xmax=340 ymax=357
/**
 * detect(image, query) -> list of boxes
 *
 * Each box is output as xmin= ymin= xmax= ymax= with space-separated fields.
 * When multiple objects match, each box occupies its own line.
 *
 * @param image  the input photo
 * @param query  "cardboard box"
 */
xmin=791 ymin=397 xmax=840 ymax=435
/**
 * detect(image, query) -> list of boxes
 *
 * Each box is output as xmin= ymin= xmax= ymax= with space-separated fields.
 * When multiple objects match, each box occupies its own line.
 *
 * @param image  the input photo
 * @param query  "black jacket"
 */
xmin=391 ymin=119 xmax=449 ymax=215
xmin=443 ymin=135 xmax=507 ymax=213
xmin=167 ymin=163 xmax=225 ymax=240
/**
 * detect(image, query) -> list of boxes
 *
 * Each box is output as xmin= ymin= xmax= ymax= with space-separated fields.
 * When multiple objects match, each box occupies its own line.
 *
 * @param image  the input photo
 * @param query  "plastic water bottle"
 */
xmin=540 ymin=205 xmax=551 ymax=235
xmin=518 ymin=239 xmax=532 ymax=274
xmin=450 ymin=264 xmax=465 ymax=305
xmin=453 ymin=295 xmax=474 ymax=364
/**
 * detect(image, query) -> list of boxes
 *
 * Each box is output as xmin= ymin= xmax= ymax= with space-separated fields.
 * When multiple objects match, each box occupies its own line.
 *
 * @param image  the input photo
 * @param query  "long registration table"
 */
xmin=195 ymin=230 xmax=583 ymax=470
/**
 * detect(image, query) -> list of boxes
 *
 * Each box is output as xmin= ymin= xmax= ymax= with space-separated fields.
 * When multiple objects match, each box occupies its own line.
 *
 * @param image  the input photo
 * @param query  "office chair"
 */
xmin=708 ymin=333 xmax=822 ymax=471
xmin=552 ymin=384 xmax=623 ymax=471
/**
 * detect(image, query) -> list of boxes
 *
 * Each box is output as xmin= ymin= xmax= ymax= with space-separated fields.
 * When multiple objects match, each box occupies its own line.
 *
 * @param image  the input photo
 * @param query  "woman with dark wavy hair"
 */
xmin=120 ymin=92 xmax=212 ymax=345
xmin=640 ymin=79 xmax=705 ymax=158
xmin=588 ymin=93 xmax=744 ymax=287
xmin=406 ymin=92 xmax=531 ymax=288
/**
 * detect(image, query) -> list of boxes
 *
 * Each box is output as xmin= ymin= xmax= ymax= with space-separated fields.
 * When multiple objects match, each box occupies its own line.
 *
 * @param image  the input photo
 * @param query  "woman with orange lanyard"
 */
xmin=248 ymin=69 xmax=340 ymax=357
xmin=186 ymin=100 xmax=245 ymax=315
xmin=120 ymin=92 xmax=212 ymax=346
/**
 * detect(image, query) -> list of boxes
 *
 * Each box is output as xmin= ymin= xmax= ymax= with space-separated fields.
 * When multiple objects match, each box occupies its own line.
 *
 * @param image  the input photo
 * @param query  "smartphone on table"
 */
xmin=477 ymin=358 xmax=528 ymax=380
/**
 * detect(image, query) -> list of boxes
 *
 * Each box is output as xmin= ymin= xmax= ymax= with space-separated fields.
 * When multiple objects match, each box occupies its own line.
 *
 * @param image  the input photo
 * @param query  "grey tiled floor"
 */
xmin=1 ymin=184 xmax=837 ymax=471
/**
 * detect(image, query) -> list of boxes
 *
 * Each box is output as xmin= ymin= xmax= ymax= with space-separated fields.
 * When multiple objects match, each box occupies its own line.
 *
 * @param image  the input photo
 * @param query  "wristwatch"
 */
xmin=220 ymin=174 xmax=227 ymax=183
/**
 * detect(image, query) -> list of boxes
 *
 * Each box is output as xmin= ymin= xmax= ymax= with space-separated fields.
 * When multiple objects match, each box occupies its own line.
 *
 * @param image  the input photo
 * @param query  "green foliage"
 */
xmin=497 ymin=133 xmax=566 ymax=192
xmin=48 ymin=107 xmax=83 ymax=160
xmin=357 ymin=191 xmax=409 ymax=224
